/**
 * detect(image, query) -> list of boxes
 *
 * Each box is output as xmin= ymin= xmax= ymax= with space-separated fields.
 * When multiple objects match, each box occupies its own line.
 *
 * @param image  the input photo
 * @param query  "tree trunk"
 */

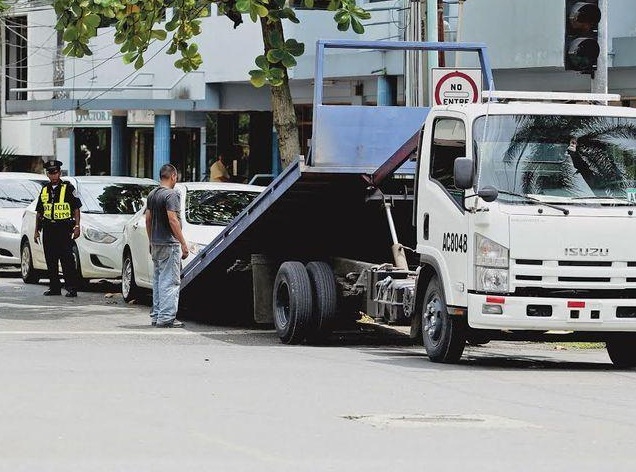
xmin=260 ymin=18 xmax=301 ymax=169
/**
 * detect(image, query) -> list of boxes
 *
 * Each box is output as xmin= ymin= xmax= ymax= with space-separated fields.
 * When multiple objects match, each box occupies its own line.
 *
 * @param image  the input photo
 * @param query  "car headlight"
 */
xmin=475 ymin=234 xmax=509 ymax=293
xmin=0 ymin=219 xmax=19 ymax=234
xmin=82 ymin=226 xmax=117 ymax=244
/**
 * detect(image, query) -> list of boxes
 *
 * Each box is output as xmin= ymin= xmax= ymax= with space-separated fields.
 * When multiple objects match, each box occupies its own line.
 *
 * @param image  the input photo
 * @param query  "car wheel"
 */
xmin=21 ymin=241 xmax=39 ymax=284
xmin=305 ymin=261 xmax=337 ymax=343
xmin=122 ymin=250 xmax=140 ymax=303
xmin=273 ymin=261 xmax=313 ymax=345
xmin=421 ymin=276 xmax=467 ymax=363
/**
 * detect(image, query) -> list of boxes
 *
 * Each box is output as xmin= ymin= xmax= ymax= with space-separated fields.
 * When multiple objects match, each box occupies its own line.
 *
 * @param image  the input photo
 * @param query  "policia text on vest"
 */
xmin=34 ymin=177 xmax=82 ymax=297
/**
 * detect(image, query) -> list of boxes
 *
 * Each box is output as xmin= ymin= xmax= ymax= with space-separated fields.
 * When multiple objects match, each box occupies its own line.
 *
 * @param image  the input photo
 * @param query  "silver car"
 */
xmin=0 ymin=172 xmax=48 ymax=266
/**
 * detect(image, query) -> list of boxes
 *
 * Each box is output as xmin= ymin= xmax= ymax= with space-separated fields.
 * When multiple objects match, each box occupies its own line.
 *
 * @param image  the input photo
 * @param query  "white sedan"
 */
xmin=121 ymin=181 xmax=264 ymax=301
xmin=0 ymin=172 xmax=49 ymax=266
xmin=20 ymin=176 xmax=157 ymax=284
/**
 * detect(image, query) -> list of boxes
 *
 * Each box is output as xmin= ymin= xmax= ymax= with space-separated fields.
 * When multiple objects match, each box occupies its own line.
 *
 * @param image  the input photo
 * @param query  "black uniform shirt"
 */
xmin=36 ymin=180 xmax=82 ymax=223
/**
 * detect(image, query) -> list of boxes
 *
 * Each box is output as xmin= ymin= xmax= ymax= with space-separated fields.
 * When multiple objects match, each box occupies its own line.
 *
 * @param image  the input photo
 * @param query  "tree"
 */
xmin=51 ymin=0 xmax=370 ymax=168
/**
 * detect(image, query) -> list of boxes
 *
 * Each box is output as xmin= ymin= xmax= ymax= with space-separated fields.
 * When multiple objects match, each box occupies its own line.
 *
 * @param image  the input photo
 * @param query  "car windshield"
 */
xmin=186 ymin=189 xmax=260 ymax=225
xmin=474 ymin=114 xmax=636 ymax=204
xmin=80 ymin=182 xmax=156 ymax=214
xmin=0 ymin=179 xmax=45 ymax=208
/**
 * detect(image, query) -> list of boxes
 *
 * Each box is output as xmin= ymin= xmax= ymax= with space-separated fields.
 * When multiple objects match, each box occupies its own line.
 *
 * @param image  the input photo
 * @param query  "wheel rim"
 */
xmin=122 ymin=257 xmax=132 ymax=298
xmin=21 ymin=245 xmax=31 ymax=278
xmin=275 ymin=281 xmax=291 ymax=329
xmin=424 ymin=292 xmax=444 ymax=345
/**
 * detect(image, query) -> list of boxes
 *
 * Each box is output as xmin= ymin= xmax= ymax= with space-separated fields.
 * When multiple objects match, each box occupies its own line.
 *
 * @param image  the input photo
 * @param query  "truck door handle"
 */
xmin=423 ymin=213 xmax=429 ymax=240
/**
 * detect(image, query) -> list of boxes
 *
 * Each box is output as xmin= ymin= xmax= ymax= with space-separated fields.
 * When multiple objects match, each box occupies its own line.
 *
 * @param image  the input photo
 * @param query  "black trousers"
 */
xmin=42 ymin=222 xmax=79 ymax=292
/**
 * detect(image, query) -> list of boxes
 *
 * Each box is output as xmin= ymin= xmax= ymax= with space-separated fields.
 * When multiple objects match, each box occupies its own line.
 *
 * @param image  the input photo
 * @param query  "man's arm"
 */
xmin=34 ymin=211 xmax=42 ymax=244
xmin=167 ymin=210 xmax=189 ymax=260
xmin=145 ymin=209 xmax=152 ymax=253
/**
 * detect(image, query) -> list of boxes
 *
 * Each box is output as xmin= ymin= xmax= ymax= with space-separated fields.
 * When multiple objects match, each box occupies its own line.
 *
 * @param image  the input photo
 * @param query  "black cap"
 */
xmin=44 ymin=159 xmax=63 ymax=172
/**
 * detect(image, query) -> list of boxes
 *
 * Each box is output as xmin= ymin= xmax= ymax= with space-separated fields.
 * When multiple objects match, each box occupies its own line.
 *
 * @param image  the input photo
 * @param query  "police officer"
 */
xmin=34 ymin=160 xmax=82 ymax=297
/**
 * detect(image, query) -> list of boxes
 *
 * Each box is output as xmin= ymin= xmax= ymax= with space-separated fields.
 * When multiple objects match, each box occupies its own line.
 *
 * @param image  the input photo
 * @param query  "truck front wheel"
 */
xmin=422 ymin=276 xmax=466 ymax=363
xmin=606 ymin=334 xmax=636 ymax=368
xmin=273 ymin=261 xmax=313 ymax=345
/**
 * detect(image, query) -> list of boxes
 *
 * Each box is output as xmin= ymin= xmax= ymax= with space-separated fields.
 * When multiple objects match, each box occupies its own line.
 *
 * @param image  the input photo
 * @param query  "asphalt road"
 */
xmin=1 ymin=269 xmax=636 ymax=471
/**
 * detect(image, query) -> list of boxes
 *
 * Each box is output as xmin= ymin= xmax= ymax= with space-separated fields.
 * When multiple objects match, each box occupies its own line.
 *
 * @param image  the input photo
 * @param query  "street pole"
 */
xmin=591 ymin=0 xmax=608 ymax=97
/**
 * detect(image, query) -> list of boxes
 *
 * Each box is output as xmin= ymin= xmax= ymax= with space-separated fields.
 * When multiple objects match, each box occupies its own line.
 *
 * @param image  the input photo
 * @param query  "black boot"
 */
xmin=65 ymin=289 xmax=77 ymax=298
xmin=44 ymin=289 xmax=61 ymax=296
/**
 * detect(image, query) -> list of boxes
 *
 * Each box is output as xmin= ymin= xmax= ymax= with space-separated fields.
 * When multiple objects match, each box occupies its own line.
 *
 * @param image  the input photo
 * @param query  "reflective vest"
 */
xmin=40 ymin=184 xmax=72 ymax=221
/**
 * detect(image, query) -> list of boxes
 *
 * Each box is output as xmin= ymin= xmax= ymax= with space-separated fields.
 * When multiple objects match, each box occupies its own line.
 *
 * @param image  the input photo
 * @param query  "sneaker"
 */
xmin=151 ymin=320 xmax=157 ymax=326
xmin=65 ymin=290 xmax=77 ymax=298
xmin=155 ymin=320 xmax=185 ymax=328
xmin=43 ymin=289 xmax=61 ymax=296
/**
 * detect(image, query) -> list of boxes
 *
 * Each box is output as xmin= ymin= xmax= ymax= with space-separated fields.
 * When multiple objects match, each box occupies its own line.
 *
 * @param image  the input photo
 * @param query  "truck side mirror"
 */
xmin=453 ymin=157 xmax=473 ymax=189
xmin=478 ymin=186 xmax=499 ymax=202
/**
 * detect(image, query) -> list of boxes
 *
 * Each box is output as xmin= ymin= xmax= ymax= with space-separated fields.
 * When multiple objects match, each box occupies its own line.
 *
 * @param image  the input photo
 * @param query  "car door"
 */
xmin=127 ymin=206 xmax=153 ymax=286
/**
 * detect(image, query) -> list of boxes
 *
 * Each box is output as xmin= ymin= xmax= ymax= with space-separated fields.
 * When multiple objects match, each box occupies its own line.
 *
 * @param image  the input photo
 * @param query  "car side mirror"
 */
xmin=478 ymin=186 xmax=499 ymax=202
xmin=453 ymin=157 xmax=473 ymax=190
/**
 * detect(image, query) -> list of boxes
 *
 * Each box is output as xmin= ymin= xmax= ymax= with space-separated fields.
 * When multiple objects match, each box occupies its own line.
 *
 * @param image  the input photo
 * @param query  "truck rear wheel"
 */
xmin=606 ymin=334 xmax=636 ymax=368
xmin=305 ymin=261 xmax=337 ymax=343
xmin=422 ymin=276 xmax=466 ymax=363
xmin=273 ymin=261 xmax=313 ymax=344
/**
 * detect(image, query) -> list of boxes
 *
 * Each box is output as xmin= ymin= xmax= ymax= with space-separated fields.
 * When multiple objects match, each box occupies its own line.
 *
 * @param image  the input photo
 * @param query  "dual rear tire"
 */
xmin=273 ymin=261 xmax=337 ymax=345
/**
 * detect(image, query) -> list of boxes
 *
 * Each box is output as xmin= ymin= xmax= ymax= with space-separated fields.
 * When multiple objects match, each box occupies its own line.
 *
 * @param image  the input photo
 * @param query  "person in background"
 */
xmin=209 ymin=151 xmax=231 ymax=182
xmin=145 ymin=163 xmax=189 ymax=328
xmin=34 ymin=160 xmax=82 ymax=297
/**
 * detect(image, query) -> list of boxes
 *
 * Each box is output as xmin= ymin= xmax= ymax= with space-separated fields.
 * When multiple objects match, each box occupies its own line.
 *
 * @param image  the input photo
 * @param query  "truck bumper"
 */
xmin=467 ymin=293 xmax=636 ymax=331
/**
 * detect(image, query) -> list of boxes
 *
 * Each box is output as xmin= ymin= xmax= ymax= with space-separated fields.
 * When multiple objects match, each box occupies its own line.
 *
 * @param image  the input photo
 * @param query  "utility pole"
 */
xmin=591 ymin=0 xmax=608 ymax=95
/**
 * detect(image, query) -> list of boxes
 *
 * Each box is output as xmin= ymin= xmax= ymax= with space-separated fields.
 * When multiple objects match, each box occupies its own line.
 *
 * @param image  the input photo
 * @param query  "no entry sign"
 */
xmin=431 ymin=69 xmax=482 ymax=106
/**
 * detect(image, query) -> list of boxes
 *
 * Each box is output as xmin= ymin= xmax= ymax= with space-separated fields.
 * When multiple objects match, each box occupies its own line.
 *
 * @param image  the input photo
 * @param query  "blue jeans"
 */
xmin=150 ymin=244 xmax=181 ymax=325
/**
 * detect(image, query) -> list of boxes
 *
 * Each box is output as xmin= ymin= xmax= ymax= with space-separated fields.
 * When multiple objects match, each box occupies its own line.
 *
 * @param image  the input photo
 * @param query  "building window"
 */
xmin=5 ymin=16 xmax=27 ymax=102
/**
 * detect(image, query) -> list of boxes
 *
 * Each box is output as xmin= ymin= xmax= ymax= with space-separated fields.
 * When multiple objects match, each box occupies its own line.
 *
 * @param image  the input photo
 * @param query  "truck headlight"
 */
xmin=82 ymin=226 xmax=117 ymax=244
xmin=475 ymin=234 xmax=509 ymax=293
xmin=0 ymin=219 xmax=19 ymax=234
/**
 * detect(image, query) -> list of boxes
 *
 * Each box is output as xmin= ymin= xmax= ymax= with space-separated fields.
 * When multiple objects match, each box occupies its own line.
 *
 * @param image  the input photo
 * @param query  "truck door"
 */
xmin=419 ymin=116 xmax=469 ymax=307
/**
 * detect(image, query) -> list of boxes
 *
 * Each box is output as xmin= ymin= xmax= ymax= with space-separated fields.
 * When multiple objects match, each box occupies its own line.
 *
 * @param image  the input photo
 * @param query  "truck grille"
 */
xmin=511 ymin=259 xmax=636 ymax=290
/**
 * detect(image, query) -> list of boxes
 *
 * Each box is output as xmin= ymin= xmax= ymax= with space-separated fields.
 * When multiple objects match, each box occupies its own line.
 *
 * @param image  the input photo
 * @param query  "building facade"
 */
xmin=3 ymin=1 xmax=636 ymax=179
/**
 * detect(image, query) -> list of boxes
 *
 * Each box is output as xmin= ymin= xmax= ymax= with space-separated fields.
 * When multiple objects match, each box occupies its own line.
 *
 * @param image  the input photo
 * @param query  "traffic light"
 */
xmin=564 ymin=0 xmax=601 ymax=74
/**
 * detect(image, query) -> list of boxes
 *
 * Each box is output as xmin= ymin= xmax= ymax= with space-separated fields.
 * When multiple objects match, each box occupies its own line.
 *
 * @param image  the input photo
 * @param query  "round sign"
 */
xmin=434 ymin=71 xmax=480 ymax=106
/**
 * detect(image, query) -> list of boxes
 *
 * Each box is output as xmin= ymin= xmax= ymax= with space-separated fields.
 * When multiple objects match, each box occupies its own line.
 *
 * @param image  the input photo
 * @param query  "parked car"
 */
xmin=0 ymin=172 xmax=49 ymax=266
xmin=20 ymin=176 xmax=158 ymax=284
xmin=121 ymin=181 xmax=265 ymax=301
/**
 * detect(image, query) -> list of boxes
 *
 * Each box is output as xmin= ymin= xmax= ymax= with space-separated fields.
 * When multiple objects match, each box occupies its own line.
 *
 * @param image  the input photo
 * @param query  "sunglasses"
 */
xmin=46 ymin=169 xmax=60 ymax=174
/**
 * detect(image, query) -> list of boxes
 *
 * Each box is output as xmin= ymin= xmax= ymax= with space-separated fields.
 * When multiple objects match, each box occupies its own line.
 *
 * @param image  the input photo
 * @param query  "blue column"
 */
xmin=377 ymin=75 xmax=394 ymax=106
xmin=153 ymin=112 xmax=171 ymax=180
xmin=110 ymin=111 xmax=127 ymax=176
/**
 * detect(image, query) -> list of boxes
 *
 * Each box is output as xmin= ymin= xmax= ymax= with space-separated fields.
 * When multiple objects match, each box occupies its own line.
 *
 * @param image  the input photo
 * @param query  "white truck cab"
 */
xmin=416 ymin=92 xmax=636 ymax=365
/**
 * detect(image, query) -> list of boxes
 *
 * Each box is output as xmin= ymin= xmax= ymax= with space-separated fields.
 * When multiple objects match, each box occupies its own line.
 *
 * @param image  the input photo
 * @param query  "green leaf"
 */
xmin=280 ymin=51 xmax=296 ymax=68
xmin=187 ymin=43 xmax=198 ymax=57
xmin=270 ymin=67 xmax=284 ymax=80
xmin=334 ymin=10 xmax=348 ymax=23
xmin=63 ymin=26 xmax=79 ymax=41
xmin=254 ymin=4 xmax=268 ymax=17
xmin=249 ymin=69 xmax=267 ymax=87
xmin=122 ymin=52 xmax=135 ymax=64
xmin=268 ymin=30 xmax=283 ymax=49
xmin=285 ymin=39 xmax=304 ymax=56
xmin=134 ymin=55 xmax=145 ymax=69
xmin=150 ymin=29 xmax=167 ymax=40
xmin=83 ymin=14 xmax=101 ymax=28
xmin=304 ymin=0 xmax=314 ymax=7
xmin=235 ymin=0 xmax=250 ymax=12
xmin=255 ymin=54 xmax=269 ymax=69
xmin=337 ymin=17 xmax=350 ymax=31
xmin=351 ymin=16 xmax=364 ymax=34
xmin=266 ymin=49 xmax=284 ymax=63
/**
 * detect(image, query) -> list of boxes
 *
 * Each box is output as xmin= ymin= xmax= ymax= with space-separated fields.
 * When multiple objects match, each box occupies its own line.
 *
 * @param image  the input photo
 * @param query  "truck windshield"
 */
xmin=473 ymin=114 xmax=636 ymax=204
